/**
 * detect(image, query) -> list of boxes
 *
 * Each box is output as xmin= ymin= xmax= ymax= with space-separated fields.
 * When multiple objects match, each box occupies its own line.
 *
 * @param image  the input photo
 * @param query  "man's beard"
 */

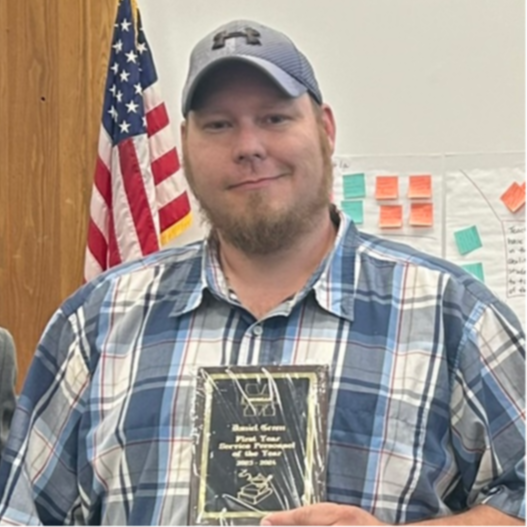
xmin=182 ymin=127 xmax=334 ymax=255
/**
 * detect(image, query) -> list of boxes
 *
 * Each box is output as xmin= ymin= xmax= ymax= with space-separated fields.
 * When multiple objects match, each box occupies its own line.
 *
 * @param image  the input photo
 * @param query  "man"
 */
xmin=0 ymin=328 xmax=17 ymax=458
xmin=0 ymin=19 xmax=524 ymax=526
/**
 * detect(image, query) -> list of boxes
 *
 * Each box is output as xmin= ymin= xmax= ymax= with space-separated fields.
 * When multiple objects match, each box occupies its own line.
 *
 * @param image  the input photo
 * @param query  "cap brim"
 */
xmin=182 ymin=55 xmax=308 ymax=115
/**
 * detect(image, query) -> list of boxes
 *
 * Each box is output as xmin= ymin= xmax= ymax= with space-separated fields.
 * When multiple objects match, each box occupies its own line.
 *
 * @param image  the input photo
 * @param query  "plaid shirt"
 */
xmin=0 ymin=212 xmax=524 ymax=525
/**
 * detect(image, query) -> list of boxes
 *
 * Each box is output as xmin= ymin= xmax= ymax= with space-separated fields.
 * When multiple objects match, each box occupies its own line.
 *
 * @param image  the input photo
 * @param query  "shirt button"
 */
xmin=252 ymin=325 xmax=263 ymax=336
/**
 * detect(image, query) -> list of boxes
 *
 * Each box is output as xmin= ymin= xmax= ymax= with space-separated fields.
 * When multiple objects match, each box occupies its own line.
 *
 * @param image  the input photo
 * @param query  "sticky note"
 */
xmin=375 ymin=176 xmax=399 ymax=200
xmin=408 ymin=175 xmax=432 ymax=199
xmin=454 ymin=226 xmax=482 ymax=255
xmin=343 ymin=173 xmax=366 ymax=199
xmin=341 ymin=200 xmax=364 ymax=224
xmin=500 ymin=182 xmax=525 ymax=213
xmin=379 ymin=205 xmax=403 ymax=228
xmin=409 ymin=203 xmax=433 ymax=227
xmin=461 ymin=262 xmax=485 ymax=282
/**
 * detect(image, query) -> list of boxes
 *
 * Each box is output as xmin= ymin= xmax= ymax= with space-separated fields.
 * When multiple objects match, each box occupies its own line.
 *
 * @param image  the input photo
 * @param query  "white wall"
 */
xmin=139 ymin=0 xmax=525 ymax=243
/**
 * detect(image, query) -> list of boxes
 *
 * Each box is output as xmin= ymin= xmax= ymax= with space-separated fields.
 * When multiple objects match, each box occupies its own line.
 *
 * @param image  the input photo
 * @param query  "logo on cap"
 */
xmin=212 ymin=27 xmax=262 ymax=50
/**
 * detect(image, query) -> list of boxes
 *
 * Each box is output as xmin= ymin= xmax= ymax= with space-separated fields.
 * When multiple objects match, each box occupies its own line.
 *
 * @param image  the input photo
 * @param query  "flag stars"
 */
xmin=109 ymin=84 xmax=117 ymax=96
xmin=111 ymin=62 xmax=119 ymax=74
xmin=116 ymin=90 xmax=123 ymax=103
xmin=112 ymin=39 xmax=123 ymax=53
xmin=120 ymin=70 xmax=131 ymax=83
xmin=119 ymin=120 xmax=131 ymax=134
xmin=134 ymin=83 xmax=142 ymax=95
xmin=108 ymin=106 xmax=118 ymax=121
xmin=125 ymin=50 xmax=138 ymax=64
xmin=137 ymin=42 xmax=147 ymax=54
xmin=121 ymin=18 xmax=132 ymax=32
xmin=126 ymin=100 xmax=139 ymax=114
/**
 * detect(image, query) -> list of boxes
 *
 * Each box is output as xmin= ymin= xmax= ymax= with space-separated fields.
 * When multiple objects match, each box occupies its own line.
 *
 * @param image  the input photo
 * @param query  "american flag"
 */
xmin=84 ymin=0 xmax=191 ymax=281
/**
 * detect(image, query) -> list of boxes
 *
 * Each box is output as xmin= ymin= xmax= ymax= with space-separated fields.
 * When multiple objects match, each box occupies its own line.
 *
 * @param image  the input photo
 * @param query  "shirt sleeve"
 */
xmin=0 ymin=305 xmax=91 ymax=525
xmin=0 ymin=329 xmax=17 ymax=456
xmin=450 ymin=299 xmax=525 ymax=521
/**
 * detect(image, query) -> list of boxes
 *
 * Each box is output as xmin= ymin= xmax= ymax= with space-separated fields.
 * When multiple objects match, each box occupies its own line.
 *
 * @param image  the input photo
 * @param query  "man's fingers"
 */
xmin=261 ymin=503 xmax=344 ymax=526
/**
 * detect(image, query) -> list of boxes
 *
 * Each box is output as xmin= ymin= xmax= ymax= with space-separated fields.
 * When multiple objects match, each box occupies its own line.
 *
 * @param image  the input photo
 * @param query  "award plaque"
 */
xmin=189 ymin=365 xmax=329 ymax=525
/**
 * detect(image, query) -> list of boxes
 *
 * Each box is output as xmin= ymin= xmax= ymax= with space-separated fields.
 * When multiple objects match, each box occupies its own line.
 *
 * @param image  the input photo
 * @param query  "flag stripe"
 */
xmin=108 ymin=204 xmax=122 ymax=268
xmin=151 ymin=148 xmax=180 ymax=185
xmin=118 ymin=139 xmax=160 ymax=255
xmin=148 ymin=125 xmax=178 ymax=164
xmin=87 ymin=218 xmax=108 ymax=270
xmin=159 ymin=193 xmax=192 ymax=232
xmin=143 ymin=83 xmax=163 ymax=112
xmin=89 ymin=186 xmax=109 ymax=239
xmin=94 ymin=157 xmax=112 ymax=208
xmin=146 ymin=103 xmax=170 ymax=137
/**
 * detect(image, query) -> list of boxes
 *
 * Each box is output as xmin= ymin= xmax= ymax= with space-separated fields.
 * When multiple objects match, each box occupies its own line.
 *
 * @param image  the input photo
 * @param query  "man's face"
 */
xmin=181 ymin=62 xmax=336 ymax=255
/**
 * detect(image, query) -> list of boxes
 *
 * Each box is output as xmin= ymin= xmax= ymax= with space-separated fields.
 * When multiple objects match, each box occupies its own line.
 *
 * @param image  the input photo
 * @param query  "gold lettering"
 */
xmin=259 ymin=459 xmax=277 ymax=466
xmin=236 ymin=459 xmax=254 ymax=466
xmin=232 ymin=424 xmax=259 ymax=433
xmin=218 ymin=443 xmax=251 ymax=450
xmin=259 ymin=424 xmax=286 ymax=432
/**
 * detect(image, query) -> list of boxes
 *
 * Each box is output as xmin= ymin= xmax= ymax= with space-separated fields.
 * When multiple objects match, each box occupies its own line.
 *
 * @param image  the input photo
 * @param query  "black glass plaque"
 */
xmin=189 ymin=365 xmax=329 ymax=525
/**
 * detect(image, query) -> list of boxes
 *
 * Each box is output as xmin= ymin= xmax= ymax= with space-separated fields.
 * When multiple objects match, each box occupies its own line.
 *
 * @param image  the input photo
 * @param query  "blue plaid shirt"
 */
xmin=0 ymin=212 xmax=524 ymax=525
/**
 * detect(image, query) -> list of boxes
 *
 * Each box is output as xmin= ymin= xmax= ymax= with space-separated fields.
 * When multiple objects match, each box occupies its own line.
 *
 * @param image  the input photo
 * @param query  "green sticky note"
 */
xmin=461 ymin=262 xmax=485 ymax=282
xmin=343 ymin=173 xmax=366 ymax=199
xmin=341 ymin=200 xmax=364 ymax=224
xmin=454 ymin=226 xmax=482 ymax=255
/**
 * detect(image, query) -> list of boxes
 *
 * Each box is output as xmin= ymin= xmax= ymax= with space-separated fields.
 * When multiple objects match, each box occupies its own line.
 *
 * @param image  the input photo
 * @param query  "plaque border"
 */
xmin=191 ymin=365 xmax=328 ymax=524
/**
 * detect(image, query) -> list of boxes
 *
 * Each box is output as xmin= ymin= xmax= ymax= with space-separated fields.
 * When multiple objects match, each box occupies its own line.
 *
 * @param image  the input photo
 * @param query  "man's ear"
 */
xmin=180 ymin=120 xmax=187 ymax=143
xmin=320 ymin=104 xmax=336 ymax=153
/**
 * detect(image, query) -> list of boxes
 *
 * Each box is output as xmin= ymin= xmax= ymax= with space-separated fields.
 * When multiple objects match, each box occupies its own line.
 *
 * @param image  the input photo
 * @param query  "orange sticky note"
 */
xmin=500 ymin=182 xmax=525 ymax=213
xmin=375 ymin=176 xmax=399 ymax=200
xmin=408 ymin=175 xmax=432 ymax=199
xmin=379 ymin=205 xmax=403 ymax=228
xmin=409 ymin=203 xmax=433 ymax=226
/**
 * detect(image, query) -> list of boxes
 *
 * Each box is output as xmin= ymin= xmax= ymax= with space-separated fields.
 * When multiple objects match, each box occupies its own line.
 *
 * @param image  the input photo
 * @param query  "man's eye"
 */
xmin=266 ymin=115 xmax=289 ymax=125
xmin=204 ymin=121 xmax=230 ymax=130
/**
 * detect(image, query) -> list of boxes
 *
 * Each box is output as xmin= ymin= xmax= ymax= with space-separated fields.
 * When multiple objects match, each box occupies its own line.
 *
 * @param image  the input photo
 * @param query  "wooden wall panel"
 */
xmin=0 ymin=0 xmax=8 ymax=290
xmin=0 ymin=0 xmax=115 ymax=391
xmin=57 ymin=1 xmax=90 ymax=297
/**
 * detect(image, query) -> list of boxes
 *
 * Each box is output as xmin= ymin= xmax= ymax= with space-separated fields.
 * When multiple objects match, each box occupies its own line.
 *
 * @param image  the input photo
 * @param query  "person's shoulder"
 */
xmin=0 ymin=328 xmax=15 ymax=358
xmin=63 ymin=241 xmax=206 ymax=317
xmin=354 ymin=229 xmax=502 ymax=309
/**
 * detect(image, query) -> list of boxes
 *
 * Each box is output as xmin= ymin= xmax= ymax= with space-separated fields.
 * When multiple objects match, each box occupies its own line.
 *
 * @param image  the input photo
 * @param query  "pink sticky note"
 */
xmin=379 ymin=205 xmax=403 ymax=228
xmin=375 ymin=176 xmax=399 ymax=200
xmin=409 ymin=203 xmax=433 ymax=226
xmin=408 ymin=175 xmax=432 ymax=199
xmin=500 ymin=182 xmax=525 ymax=213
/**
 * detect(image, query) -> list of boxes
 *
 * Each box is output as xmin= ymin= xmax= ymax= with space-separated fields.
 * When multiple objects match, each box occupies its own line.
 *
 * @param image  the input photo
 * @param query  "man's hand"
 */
xmin=260 ymin=503 xmax=386 ymax=526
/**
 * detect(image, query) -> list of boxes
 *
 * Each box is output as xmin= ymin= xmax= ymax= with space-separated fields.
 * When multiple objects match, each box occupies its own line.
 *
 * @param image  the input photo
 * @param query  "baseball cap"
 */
xmin=181 ymin=19 xmax=323 ymax=115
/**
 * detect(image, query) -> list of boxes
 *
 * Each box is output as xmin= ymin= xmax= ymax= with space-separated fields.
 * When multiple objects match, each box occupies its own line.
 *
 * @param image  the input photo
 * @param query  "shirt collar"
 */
xmin=170 ymin=209 xmax=358 ymax=323
xmin=310 ymin=211 xmax=358 ymax=323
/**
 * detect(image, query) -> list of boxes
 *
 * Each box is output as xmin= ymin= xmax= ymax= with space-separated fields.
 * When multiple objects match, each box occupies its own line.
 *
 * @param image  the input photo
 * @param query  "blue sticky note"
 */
xmin=454 ymin=226 xmax=482 ymax=255
xmin=343 ymin=173 xmax=366 ymax=199
xmin=461 ymin=262 xmax=485 ymax=282
xmin=341 ymin=200 xmax=364 ymax=224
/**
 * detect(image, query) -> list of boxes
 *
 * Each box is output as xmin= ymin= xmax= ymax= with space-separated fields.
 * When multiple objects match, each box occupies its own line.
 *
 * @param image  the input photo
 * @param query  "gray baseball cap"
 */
xmin=181 ymin=20 xmax=323 ymax=116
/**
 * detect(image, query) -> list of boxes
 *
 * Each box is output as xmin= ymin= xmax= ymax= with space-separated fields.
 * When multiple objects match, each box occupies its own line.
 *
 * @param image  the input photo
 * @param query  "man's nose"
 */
xmin=232 ymin=124 xmax=267 ymax=164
